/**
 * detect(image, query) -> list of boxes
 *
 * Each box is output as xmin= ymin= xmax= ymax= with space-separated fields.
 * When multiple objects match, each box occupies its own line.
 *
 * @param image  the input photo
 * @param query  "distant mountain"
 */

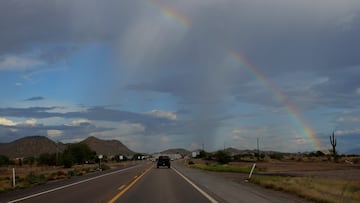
xmin=346 ymin=148 xmax=360 ymax=155
xmin=160 ymin=148 xmax=190 ymax=155
xmin=224 ymin=147 xmax=245 ymax=155
xmin=81 ymin=136 xmax=135 ymax=157
xmin=0 ymin=136 xmax=66 ymax=158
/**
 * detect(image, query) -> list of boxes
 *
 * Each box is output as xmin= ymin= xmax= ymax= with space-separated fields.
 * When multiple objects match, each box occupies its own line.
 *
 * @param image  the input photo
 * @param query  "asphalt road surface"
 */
xmin=1 ymin=161 xmax=310 ymax=203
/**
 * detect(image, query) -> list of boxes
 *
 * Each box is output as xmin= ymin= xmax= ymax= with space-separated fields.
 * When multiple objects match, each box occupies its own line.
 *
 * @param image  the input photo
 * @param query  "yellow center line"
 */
xmin=118 ymin=185 xmax=126 ymax=191
xmin=108 ymin=164 xmax=153 ymax=203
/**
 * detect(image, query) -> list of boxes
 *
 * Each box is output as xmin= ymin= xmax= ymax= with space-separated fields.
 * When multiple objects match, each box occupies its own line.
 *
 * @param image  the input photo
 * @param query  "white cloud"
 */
xmin=335 ymin=128 xmax=360 ymax=135
xmin=144 ymin=110 xmax=177 ymax=120
xmin=21 ymin=118 xmax=37 ymax=126
xmin=336 ymin=116 xmax=360 ymax=123
xmin=0 ymin=117 xmax=36 ymax=126
xmin=65 ymin=119 xmax=91 ymax=126
xmin=47 ymin=130 xmax=63 ymax=138
xmin=0 ymin=117 xmax=17 ymax=126
xmin=0 ymin=55 xmax=45 ymax=71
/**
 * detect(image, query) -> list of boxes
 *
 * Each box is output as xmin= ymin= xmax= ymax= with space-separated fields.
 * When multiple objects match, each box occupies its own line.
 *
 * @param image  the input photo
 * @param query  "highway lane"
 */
xmin=114 ymin=166 xmax=215 ymax=203
xmin=2 ymin=160 xmax=311 ymax=203
xmin=1 ymin=163 xmax=151 ymax=203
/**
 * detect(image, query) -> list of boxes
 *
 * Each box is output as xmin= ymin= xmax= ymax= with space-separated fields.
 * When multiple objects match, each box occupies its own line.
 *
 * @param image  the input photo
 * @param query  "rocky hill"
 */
xmin=81 ymin=136 xmax=135 ymax=157
xmin=0 ymin=136 xmax=66 ymax=158
xmin=0 ymin=136 xmax=135 ymax=158
xmin=160 ymin=148 xmax=190 ymax=155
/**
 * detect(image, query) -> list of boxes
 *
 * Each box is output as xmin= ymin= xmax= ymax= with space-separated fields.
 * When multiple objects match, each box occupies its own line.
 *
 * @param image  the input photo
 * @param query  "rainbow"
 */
xmin=146 ymin=0 xmax=190 ymax=27
xmin=230 ymin=51 xmax=322 ymax=150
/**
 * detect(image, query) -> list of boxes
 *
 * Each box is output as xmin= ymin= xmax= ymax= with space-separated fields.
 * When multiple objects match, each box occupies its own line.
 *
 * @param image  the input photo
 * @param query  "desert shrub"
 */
xmin=37 ymin=153 xmax=57 ymax=166
xmin=100 ymin=164 xmax=110 ymax=171
xmin=23 ymin=156 xmax=36 ymax=166
xmin=67 ymin=169 xmax=80 ymax=177
xmin=254 ymin=152 xmax=266 ymax=160
xmin=269 ymin=153 xmax=284 ymax=160
xmin=198 ymin=150 xmax=211 ymax=160
xmin=0 ymin=155 xmax=10 ymax=166
xmin=25 ymin=172 xmax=47 ymax=185
xmin=215 ymin=150 xmax=231 ymax=164
xmin=353 ymin=158 xmax=360 ymax=164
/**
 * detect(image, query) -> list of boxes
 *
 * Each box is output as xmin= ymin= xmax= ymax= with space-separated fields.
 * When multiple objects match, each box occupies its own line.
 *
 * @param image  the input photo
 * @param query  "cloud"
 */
xmin=0 ymin=117 xmax=17 ymax=126
xmin=25 ymin=96 xmax=45 ymax=101
xmin=47 ymin=129 xmax=62 ymax=138
xmin=0 ymin=117 xmax=37 ymax=127
xmin=1 ymin=0 xmax=360 ymax=152
xmin=144 ymin=110 xmax=177 ymax=120
xmin=335 ymin=128 xmax=360 ymax=136
xmin=65 ymin=119 xmax=92 ymax=126
xmin=0 ymin=55 xmax=45 ymax=71
xmin=20 ymin=118 xmax=37 ymax=126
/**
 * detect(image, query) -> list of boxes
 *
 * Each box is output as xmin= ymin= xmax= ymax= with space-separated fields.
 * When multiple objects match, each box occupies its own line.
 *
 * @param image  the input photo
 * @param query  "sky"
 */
xmin=0 ymin=0 xmax=360 ymax=153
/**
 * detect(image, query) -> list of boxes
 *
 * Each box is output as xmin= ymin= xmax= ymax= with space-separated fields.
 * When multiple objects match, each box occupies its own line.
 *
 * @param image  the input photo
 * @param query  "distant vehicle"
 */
xmin=157 ymin=156 xmax=171 ymax=168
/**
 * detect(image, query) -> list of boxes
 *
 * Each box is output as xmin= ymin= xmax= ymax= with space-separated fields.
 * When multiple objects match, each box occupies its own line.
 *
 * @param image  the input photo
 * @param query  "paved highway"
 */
xmin=1 ymin=161 xmax=310 ymax=203
xmin=114 ymin=166 xmax=212 ymax=203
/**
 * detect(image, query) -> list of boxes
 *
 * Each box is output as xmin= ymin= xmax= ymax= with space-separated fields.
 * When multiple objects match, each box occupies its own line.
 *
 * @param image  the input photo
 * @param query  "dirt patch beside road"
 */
xmin=255 ymin=161 xmax=360 ymax=181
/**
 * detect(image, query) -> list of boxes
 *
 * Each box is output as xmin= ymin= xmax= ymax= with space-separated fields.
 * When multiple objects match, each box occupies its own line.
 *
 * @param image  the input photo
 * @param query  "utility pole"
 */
xmin=56 ymin=140 xmax=59 ymax=166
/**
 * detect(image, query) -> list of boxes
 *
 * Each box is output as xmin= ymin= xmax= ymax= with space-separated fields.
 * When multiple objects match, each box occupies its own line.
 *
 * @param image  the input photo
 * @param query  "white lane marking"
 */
xmin=7 ymin=165 xmax=142 ymax=203
xmin=172 ymin=167 xmax=218 ymax=203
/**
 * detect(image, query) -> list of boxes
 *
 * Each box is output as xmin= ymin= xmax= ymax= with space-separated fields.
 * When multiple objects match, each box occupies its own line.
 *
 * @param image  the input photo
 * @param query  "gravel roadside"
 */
xmin=172 ymin=161 xmax=312 ymax=203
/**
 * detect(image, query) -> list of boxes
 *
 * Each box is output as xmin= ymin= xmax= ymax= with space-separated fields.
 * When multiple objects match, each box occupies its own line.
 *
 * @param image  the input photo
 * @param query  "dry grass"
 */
xmin=0 ymin=161 xmax=134 ymax=193
xmin=250 ymin=176 xmax=360 ymax=203
xmin=188 ymin=162 xmax=257 ymax=173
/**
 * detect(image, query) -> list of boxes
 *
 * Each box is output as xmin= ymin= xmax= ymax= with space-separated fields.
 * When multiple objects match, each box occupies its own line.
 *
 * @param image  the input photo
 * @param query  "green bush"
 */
xmin=67 ymin=169 xmax=81 ymax=177
xmin=269 ymin=153 xmax=284 ymax=160
xmin=0 ymin=155 xmax=10 ymax=166
xmin=215 ymin=150 xmax=231 ymax=164
xmin=63 ymin=143 xmax=96 ymax=168
xmin=100 ymin=164 xmax=110 ymax=171
xmin=23 ymin=156 xmax=36 ymax=166
xmin=25 ymin=172 xmax=47 ymax=185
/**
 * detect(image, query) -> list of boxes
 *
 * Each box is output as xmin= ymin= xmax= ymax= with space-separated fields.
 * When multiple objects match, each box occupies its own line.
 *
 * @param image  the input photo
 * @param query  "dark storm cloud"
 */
xmin=1 ymin=0 xmax=360 ymax=150
xmin=1 ymin=0 xmax=359 ymax=109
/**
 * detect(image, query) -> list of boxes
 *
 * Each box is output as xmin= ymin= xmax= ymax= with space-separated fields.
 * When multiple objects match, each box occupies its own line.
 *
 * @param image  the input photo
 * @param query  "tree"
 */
xmin=0 ymin=155 xmax=10 ymax=166
xmin=62 ymin=143 xmax=96 ymax=168
xmin=37 ymin=153 xmax=57 ymax=166
xmin=23 ymin=156 xmax=36 ymax=166
xmin=215 ymin=150 xmax=231 ymax=164
xmin=198 ymin=150 xmax=210 ymax=159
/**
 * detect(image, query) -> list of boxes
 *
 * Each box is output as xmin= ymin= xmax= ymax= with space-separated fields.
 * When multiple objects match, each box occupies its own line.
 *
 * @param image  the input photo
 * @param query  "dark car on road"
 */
xmin=157 ymin=156 xmax=171 ymax=168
